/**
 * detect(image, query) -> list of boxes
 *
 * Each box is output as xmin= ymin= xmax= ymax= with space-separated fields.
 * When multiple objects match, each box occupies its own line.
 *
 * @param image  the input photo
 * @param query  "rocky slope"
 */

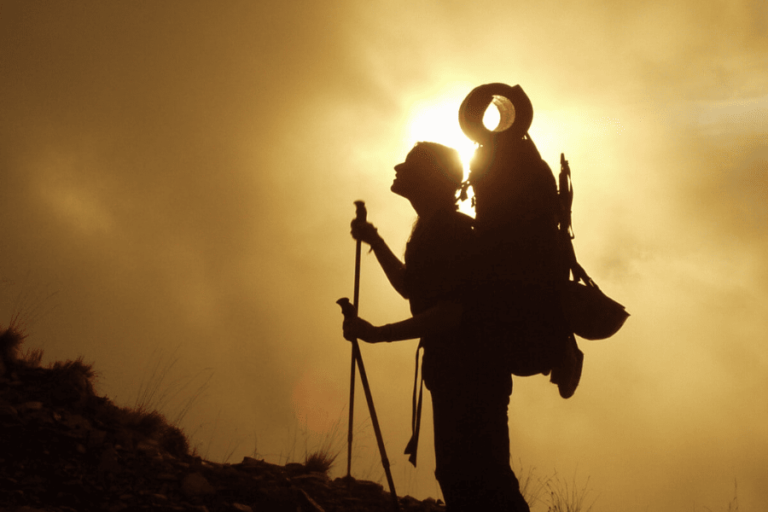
xmin=0 ymin=329 xmax=443 ymax=512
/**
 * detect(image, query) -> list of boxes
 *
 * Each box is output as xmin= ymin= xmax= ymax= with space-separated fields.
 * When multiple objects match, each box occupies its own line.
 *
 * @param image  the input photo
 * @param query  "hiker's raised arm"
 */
xmin=350 ymin=218 xmax=408 ymax=298
xmin=342 ymin=300 xmax=462 ymax=343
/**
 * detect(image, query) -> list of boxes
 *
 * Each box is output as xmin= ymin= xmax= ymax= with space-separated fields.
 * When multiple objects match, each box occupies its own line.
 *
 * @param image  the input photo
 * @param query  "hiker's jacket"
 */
xmin=402 ymin=207 xmax=478 ymax=389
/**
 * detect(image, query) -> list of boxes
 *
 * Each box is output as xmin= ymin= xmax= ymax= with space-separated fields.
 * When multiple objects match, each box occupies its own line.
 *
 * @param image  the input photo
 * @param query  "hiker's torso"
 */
xmin=403 ymin=208 xmax=478 ymax=388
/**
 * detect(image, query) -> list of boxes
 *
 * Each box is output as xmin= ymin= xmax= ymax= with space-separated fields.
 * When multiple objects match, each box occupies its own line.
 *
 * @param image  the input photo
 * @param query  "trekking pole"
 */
xmin=337 ymin=298 xmax=400 ymax=511
xmin=346 ymin=200 xmax=365 ymax=479
xmin=339 ymin=200 xmax=400 ymax=511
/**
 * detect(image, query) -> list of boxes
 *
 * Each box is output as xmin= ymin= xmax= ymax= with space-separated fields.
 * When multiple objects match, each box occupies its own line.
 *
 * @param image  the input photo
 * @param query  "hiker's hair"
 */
xmin=412 ymin=141 xmax=464 ymax=203
xmin=405 ymin=142 xmax=465 ymax=243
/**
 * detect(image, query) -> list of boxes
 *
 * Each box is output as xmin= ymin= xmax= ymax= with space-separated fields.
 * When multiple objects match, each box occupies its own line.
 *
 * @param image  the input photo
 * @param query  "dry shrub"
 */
xmin=159 ymin=423 xmax=191 ymax=458
xmin=545 ymin=472 xmax=596 ymax=512
xmin=511 ymin=461 xmax=547 ymax=508
xmin=300 ymin=414 xmax=343 ymax=475
xmin=0 ymin=325 xmax=26 ymax=367
xmin=112 ymin=406 xmax=190 ymax=458
xmin=46 ymin=357 xmax=98 ymax=406
xmin=20 ymin=347 xmax=44 ymax=368
xmin=305 ymin=449 xmax=338 ymax=475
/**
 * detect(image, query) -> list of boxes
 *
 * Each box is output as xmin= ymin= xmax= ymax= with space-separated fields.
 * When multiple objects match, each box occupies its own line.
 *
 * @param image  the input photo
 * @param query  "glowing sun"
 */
xmin=404 ymin=89 xmax=504 ymax=214
xmin=404 ymin=92 xmax=503 ymax=178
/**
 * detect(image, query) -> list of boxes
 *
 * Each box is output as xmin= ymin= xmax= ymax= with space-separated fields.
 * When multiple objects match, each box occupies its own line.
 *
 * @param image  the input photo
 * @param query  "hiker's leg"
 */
xmin=430 ymin=385 xmax=465 ymax=511
xmin=466 ymin=374 xmax=530 ymax=512
xmin=432 ymin=383 xmax=490 ymax=512
xmin=431 ymin=375 xmax=530 ymax=512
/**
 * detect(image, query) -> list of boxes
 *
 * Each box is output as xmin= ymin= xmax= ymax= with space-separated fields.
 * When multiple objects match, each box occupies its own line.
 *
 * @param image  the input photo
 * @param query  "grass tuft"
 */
xmin=95 ymin=399 xmax=191 ymax=458
xmin=545 ymin=472 xmax=596 ymax=512
xmin=0 ymin=324 xmax=27 ymax=368
xmin=134 ymin=346 xmax=212 ymax=426
xmin=19 ymin=347 xmax=44 ymax=368
xmin=512 ymin=460 xmax=547 ymax=508
xmin=305 ymin=449 xmax=338 ymax=475
xmin=303 ymin=413 xmax=343 ymax=475
xmin=48 ymin=357 xmax=98 ymax=397
xmin=158 ymin=421 xmax=192 ymax=458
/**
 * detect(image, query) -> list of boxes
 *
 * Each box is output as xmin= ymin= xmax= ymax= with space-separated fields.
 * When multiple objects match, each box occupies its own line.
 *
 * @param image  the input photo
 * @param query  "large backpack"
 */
xmin=458 ymin=83 xmax=629 ymax=397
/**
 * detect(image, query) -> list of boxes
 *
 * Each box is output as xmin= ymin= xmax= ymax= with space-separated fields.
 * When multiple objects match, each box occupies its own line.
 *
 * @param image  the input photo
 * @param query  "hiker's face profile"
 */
xmin=391 ymin=148 xmax=432 ymax=200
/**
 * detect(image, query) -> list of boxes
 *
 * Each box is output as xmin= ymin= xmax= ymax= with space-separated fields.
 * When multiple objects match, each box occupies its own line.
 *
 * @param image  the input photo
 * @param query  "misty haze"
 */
xmin=1 ymin=2 xmax=767 ymax=511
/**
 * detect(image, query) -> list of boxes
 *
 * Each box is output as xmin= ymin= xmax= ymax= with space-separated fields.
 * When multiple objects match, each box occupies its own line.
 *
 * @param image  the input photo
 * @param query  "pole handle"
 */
xmin=337 ymin=297 xmax=356 ymax=318
xmin=354 ymin=200 xmax=367 ymax=223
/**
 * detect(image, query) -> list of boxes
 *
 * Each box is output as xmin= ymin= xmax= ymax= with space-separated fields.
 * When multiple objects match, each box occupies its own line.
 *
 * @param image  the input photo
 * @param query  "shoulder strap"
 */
xmin=558 ymin=154 xmax=593 ymax=287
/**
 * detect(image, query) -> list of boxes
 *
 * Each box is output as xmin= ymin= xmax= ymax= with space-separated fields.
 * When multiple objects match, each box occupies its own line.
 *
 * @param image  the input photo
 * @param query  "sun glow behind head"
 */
xmin=403 ymin=89 xmax=518 ymax=215
xmin=405 ymin=97 xmax=477 ymax=177
xmin=404 ymin=92 xmax=514 ymax=168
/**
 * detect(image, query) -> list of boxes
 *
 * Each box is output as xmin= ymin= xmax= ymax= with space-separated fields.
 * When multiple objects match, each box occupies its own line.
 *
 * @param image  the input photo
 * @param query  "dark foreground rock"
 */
xmin=0 ymin=362 xmax=443 ymax=512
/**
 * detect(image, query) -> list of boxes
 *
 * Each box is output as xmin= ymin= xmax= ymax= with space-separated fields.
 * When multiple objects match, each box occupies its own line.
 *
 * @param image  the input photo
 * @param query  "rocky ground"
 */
xmin=0 ymin=330 xmax=443 ymax=512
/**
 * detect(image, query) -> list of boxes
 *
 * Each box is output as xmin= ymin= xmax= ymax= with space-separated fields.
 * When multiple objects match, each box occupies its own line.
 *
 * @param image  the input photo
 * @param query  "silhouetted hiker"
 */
xmin=342 ymin=141 xmax=531 ymax=512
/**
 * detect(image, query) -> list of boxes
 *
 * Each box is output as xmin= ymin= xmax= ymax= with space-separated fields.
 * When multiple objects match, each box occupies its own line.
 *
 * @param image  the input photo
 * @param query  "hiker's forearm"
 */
xmin=369 ymin=236 xmax=408 ymax=298
xmin=378 ymin=301 xmax=463 ymax=342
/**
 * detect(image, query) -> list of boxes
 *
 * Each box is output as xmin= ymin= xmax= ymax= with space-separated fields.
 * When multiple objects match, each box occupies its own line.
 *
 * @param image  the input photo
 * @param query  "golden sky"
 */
xmin=1 ymin=2 xmax=767 ymax=510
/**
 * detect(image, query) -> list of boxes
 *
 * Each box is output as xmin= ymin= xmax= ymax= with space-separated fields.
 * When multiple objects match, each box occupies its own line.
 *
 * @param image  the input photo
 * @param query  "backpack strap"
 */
xmin=558 ymin=153 xmax=594 ymax=287
xmin=403 ymin=342 xmax=425 ymax=466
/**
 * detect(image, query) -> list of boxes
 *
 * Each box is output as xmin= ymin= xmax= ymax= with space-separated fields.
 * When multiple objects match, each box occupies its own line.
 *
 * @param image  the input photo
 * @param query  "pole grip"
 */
xmin=337 ymin=298 xmax=356 ymax=319
xmin=354 ymin=200 xmax=367 ymax=223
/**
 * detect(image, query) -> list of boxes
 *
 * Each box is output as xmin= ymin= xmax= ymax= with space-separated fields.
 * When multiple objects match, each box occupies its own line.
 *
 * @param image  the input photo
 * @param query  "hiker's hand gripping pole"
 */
xmin=339 ymin=200 xmax=399 ymax=511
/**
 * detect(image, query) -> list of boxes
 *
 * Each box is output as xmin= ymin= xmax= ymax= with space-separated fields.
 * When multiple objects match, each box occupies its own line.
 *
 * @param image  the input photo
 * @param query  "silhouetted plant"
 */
xmin=0 ymin=320 xmax=99 ymax=406
xmin=98 ymin=402 xmax=191 ymax=458
xmin=0 ymin=324 xmax=26 ymax=368
xmin=544 ymin=472 xmax=596 ymax=512
xmin=299 ymin=411 xmax=343 ymax=475
xmin=511 ymin=460 xmax=547 ymax=508
xmin=305 ymin=449 xmax=338 ymax=475
xmin=1 ymin=277 xmax=57 ymax=370
xmin=221 ymin=429 xmax=244 ymax=464
xmin=126 ymin=346 xmax=212 ymax=459
xmin=267 ymin=410 xmax=345 ymax=475
xmin=48 ymin=357 xmax=98 ymax=401
xmin=134 ymin=346 xmax=212 ymax=426
xmin=158 ymin=422 xmax=191 ymax=458
xmin=727 ymin=480 xmax=740 ymax=512
xmin=702 ymin=480 xmax=740 ymax=512
xmin=19 ymin=347 xmax=44 ymax=368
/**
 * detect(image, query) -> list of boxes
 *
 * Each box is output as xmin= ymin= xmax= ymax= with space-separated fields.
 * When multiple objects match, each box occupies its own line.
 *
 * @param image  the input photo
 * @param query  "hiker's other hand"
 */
xmin=350 ymin=219 xmax=382 ymax=247
xmin=342 ymin=317 xmax=384 ymax=343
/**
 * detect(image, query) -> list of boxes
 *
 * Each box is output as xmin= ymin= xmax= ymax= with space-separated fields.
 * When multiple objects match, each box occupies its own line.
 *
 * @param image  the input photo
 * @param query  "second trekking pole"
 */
xmin=339 ymin=200 xmax=399 ymax=511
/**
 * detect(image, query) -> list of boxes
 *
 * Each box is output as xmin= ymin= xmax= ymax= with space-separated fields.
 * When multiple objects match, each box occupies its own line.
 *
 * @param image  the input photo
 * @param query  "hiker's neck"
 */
xmin=409 ymin=196 xmax=452 ymax=220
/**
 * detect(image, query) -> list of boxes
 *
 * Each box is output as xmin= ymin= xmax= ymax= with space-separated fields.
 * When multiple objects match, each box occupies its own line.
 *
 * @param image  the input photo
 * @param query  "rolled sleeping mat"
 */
xmin=458 ymin=83 xmax=534 ymax=145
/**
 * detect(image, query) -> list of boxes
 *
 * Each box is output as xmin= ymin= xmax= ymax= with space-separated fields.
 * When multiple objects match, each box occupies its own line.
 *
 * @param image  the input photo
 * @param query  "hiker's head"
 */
xmin=392 ymin=142 xmax=463 ymax=206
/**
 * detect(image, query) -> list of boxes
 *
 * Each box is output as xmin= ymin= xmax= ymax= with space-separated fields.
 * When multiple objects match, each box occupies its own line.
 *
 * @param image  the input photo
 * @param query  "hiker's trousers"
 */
xmin=430 ymin=373 xmax=530 ymax=512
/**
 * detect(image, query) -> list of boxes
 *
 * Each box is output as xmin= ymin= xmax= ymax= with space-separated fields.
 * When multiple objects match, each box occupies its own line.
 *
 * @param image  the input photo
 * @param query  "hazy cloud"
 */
xmin=1 ymin=2 xmax=766 ymax=511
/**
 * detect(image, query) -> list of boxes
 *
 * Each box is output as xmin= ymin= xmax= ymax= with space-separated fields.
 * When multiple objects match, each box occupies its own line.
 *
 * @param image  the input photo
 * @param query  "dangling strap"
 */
xmin=558 ymin=153 xmax=594 ymax=286
xmin=404 ymin=343 xmax=425 ymax=467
